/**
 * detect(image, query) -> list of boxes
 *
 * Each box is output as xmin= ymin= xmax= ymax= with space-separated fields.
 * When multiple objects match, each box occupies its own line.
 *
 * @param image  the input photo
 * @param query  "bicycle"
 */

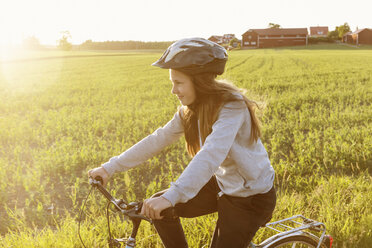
xmin=79 ymin=177 xmax=333 ymax=248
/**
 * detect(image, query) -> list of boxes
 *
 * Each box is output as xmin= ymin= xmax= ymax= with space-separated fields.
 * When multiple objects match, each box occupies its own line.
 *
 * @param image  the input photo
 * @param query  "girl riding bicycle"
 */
xmin=89 ymin=38 xmax=276 ymax=248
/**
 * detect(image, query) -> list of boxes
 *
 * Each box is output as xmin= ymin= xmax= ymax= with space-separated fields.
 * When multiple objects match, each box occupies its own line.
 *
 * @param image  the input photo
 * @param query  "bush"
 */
xmin=308 ymin=37 xmax=335 ymax=44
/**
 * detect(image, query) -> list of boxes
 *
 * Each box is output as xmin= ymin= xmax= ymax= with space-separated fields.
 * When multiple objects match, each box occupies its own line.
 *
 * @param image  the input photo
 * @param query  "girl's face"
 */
xmin=169 ymin=69 xmax=196 ymax=106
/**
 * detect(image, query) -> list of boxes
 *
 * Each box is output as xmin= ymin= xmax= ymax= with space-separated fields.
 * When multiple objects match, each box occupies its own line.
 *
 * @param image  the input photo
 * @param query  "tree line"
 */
xmin=78 ymin=40 xmax=174 ymax=50
xmin=21 ymin=31 xmax=174 ymax=51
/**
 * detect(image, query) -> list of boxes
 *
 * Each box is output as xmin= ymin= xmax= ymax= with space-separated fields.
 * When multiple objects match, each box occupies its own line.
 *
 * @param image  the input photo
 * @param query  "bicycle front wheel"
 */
xmin=265 ymin=234 xmax=327 ymax=248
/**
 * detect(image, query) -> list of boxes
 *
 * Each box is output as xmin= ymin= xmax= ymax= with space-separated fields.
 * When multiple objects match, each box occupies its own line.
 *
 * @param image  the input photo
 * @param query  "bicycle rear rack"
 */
xmin=263 ymin=215 xmax=327 ymax=248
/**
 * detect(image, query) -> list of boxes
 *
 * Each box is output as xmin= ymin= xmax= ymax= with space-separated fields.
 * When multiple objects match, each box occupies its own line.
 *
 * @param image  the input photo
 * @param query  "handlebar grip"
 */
xmin=94 ymin=176 xmax=104 ymax=185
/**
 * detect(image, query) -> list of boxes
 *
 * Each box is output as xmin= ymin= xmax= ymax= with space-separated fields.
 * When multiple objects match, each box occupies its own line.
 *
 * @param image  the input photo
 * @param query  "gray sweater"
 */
xmin=102 ymin=99 xmax=275 ymax=206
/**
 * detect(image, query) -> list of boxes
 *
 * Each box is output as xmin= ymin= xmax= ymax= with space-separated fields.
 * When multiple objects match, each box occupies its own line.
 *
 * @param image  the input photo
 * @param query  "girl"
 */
xmin=89 ymin=38 xmax=276 ymax=248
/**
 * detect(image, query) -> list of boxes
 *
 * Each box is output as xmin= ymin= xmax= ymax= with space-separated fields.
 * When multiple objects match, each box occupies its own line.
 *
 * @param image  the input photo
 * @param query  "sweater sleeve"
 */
xmin=161 ymin=100 xmax=246 ymax=206
xmin=102 ymin=110 xmax=184 ymax=177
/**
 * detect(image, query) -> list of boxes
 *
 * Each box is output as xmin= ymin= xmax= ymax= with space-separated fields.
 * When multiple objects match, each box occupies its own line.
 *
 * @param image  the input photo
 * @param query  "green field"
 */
xmin=0 ymin=44 xmax=371 ymax=247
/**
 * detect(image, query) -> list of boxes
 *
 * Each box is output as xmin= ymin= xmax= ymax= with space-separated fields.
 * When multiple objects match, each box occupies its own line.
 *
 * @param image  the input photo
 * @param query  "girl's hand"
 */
xmin=141 ymin=196 xmax=172 ymax=220
xmin=88 ymin=167 xmax=110 ymax=187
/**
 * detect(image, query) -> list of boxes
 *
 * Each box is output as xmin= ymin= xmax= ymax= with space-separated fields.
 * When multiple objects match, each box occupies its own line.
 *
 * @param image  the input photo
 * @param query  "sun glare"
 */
xmin=0 ymin=45 xmax=63 ymax=92
xmin=0 ymin=45 xmax=24 ymax=62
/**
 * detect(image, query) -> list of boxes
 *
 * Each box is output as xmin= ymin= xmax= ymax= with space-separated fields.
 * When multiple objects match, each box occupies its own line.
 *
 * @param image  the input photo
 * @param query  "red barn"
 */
xmin=310 ymin=26 xmax=329 ymax=37
xmin=342 ymin=29 xmax=372 ymax=45
xmin=241 ymin=28 xmax=308 ymax=48
xmin=352 ymin=28 xmax=372 ymax=45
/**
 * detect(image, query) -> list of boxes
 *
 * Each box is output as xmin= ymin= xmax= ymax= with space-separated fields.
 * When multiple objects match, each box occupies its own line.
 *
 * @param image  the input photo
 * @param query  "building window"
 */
xmin=244 ymin=42 xmax=249 ymax=45
xmin=248 ymin=35 xmax=252 ymax=39
xmin=251 ymin=42 xmax=256 ymax=45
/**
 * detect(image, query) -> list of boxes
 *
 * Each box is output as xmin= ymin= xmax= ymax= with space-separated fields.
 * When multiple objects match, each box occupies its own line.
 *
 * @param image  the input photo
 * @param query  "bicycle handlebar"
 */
xmin=89 ymin=177 xmax=153 ymax=224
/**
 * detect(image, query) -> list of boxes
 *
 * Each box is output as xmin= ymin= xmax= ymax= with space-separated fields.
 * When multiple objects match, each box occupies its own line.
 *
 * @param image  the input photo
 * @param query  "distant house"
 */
xmin=310 ymin=26 xmax=329 ymax=37
xmin=208 ymin=35 xmax=223 ymax=44
xmin=241 ymin=28 xmax=308 ymax=48
xmin=343 ymin=28 xmax=372 ymax=45
xmin=222 ymin=34 xmax=236 ymax=44
xmin=208 ymin=34 xmax=237 ymax=45
xmin=342 ymin=32 xmax=353 ymax=43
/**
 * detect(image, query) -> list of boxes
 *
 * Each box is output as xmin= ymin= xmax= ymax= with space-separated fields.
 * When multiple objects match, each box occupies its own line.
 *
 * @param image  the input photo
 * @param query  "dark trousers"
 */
xmin=152 ymin=176 xmax=276 ymax=248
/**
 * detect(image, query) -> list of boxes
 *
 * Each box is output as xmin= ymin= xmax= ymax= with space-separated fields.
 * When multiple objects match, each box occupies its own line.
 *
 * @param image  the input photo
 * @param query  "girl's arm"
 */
xmin=101 ymin=110 xmax=184 ymax=177
xmin=161 ymin=100 xmax=247 ymax=206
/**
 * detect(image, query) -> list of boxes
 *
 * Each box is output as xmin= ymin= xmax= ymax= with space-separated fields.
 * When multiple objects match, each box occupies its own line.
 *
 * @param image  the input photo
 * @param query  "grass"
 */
xmin=0 ymin=44 xmax=371 ymax=247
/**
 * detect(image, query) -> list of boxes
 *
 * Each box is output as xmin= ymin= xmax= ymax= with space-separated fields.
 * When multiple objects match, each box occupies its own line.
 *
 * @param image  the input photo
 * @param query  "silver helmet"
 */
xmin=152 ymin=37 xmax=228 ymax=75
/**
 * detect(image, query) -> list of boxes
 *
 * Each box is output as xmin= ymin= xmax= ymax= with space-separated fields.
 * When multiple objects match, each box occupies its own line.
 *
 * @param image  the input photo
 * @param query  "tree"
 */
xmin=22 ymin=36 xmax=42 ymax=50
xmin=57 ymin=31 xmax=72 ymax=51
xmin=328 ymin=30 xmax=339 ymax=40
xmin=337 ymin=23 xmax=351 ymax=38
xmin=80 ymin=40 xmax=93 ymax=50
xmin=328 ymin=23 xmax=352 ymax=40
xmin=229 ymin=38 xmax=239 ymax=48
xmin=268 ymin=23 xmax=281 ymax=29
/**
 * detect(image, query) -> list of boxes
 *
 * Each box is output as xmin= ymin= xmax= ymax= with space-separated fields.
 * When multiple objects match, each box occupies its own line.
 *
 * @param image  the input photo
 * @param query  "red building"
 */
xmin=208 ymin=35 xmax=223 ymax=44
xmin=342 ymin=32 xmax=353 ymax=43
xmin=310 ymin=26 xmax=329 ymax=37
xmin=241 ymin=28 xmax=308 ymax=48
xmin=343 ymin=28 xmax=372 ymax=45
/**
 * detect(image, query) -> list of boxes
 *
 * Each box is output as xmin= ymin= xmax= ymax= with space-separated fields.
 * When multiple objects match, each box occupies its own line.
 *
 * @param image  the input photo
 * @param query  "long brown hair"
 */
xmin=180 ymin=72 xmax=261 ymax=157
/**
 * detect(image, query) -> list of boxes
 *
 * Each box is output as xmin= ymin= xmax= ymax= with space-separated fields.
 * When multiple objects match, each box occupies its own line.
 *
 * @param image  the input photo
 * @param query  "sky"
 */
xmin=0 ymin=0 xmax=371 ymax=46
